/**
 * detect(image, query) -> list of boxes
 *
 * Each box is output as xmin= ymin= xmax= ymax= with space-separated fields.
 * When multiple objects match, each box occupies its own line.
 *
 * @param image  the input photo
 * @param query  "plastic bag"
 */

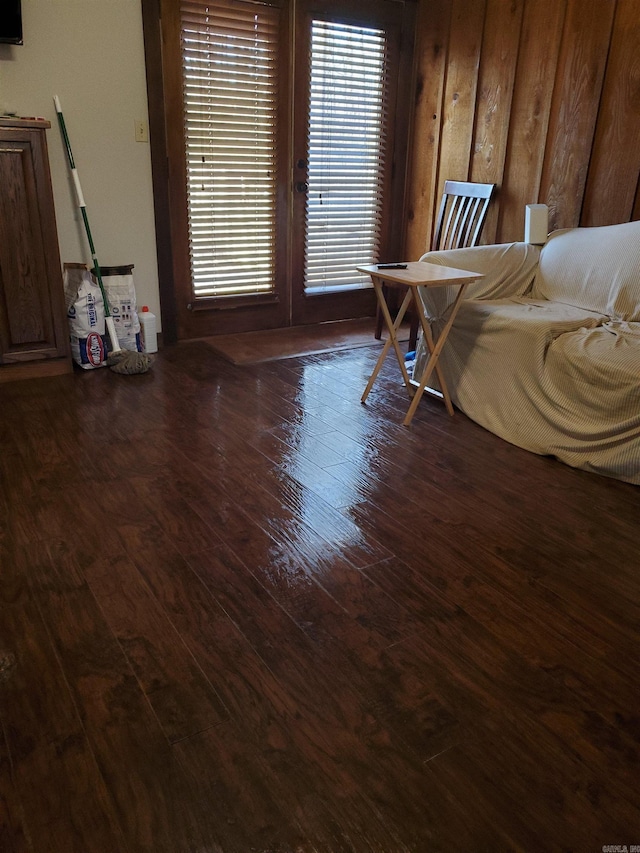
xmin=64 ymin=263 xmax=107 ymax=369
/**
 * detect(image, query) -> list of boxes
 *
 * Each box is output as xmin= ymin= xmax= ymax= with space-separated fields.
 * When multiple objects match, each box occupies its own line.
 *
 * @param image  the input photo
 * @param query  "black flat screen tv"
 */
xmin=0 ymin=0 xmax=23 ymax=45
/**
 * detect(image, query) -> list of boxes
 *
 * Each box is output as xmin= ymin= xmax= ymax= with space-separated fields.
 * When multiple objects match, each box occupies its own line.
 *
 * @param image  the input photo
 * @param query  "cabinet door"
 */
xmin=0 ymin=127 xmax=69 ymax=364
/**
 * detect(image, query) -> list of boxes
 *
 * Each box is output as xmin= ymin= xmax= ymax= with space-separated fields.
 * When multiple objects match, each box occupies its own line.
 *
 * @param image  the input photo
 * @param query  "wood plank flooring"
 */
xmin=0 ymin=339 xmax=638 ymax=852
xmin=203 ymin=317 xmax=409 ymax=365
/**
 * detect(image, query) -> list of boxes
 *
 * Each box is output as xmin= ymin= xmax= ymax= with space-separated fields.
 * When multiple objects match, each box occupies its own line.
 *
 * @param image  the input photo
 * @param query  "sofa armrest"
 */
xmin=416 ymin=242 xmax=541 ymax=321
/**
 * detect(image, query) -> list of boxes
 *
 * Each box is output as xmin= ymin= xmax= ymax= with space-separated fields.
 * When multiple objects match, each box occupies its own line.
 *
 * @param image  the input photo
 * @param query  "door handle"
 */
xmin=295 ymin=181 xmax=309 ymax=193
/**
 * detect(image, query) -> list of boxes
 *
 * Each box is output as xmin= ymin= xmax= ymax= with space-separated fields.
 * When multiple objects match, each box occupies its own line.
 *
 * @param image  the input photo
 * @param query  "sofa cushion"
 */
xmin=412 ymin=296 xmax=606 ymax=396
xmin=530 ymin=220 xmax=640 ymax=320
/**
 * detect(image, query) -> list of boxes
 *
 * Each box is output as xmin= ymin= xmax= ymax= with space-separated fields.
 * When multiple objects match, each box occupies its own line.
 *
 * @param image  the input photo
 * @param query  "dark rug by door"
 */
xmin=202 ymin=317 xmax=409 ymax=365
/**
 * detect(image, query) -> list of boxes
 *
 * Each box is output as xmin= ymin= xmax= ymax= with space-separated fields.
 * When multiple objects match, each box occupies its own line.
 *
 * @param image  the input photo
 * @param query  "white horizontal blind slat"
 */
xmin=181 ymin=0 xmax=280 ymax=300
xmin=304 ymin=20 xmax=388 ymax=293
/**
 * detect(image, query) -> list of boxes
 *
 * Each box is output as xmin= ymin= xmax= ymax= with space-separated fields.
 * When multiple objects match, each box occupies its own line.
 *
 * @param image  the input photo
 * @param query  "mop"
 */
xmin=53 ymin=96 xmax=151 ymax=375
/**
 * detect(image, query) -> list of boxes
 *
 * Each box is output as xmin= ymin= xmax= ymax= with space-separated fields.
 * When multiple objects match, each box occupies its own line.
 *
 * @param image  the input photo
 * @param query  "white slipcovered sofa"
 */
xmin=413 ymin=220 xmax=640 ymax=484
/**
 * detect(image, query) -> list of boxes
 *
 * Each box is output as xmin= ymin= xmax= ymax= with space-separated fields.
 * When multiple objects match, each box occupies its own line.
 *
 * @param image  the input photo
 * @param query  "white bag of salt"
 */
xmin=64 ymin=263 xmax=107 ymax=369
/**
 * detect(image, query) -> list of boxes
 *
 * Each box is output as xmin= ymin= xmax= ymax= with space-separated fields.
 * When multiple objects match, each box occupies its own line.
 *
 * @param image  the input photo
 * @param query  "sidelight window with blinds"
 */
xmin=181 ymin=0 xmax=280 ymax=300
xmin=305 ymin=20 xmax=388 ymax=294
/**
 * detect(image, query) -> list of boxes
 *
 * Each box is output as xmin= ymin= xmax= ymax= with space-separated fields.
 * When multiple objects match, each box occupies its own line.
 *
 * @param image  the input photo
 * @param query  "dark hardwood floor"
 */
xmin=0 ymin=339 xmax=638 ymax=852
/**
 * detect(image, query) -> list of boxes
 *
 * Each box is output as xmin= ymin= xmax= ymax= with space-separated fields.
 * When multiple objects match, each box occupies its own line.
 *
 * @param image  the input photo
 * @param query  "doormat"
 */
xmin=202 ymin=318 xmax=410 ymax=365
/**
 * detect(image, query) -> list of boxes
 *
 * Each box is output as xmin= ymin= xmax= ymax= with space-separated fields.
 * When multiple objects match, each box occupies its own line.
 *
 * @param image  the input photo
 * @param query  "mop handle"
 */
xmin=53 ymin=95 xmax=111 ymax=320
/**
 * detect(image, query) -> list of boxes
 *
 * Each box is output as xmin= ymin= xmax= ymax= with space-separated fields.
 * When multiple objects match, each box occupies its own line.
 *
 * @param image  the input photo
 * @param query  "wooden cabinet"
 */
xmin=0 ymin=118 xmax=71 ymax=382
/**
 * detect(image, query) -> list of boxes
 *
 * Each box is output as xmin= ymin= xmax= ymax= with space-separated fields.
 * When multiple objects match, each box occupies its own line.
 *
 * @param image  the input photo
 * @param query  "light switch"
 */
xmin=134 ymin=119 xmax=149 ymax=143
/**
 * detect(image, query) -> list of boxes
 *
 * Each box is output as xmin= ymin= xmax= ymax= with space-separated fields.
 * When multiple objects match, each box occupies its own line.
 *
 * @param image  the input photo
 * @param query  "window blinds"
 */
xmin=181 ymin=0 xmax=280 ymax=300
xmin=304 ymin=21 xmax=388 ymax=294
xmin=180 ymin=3 xmax=390 ymax=302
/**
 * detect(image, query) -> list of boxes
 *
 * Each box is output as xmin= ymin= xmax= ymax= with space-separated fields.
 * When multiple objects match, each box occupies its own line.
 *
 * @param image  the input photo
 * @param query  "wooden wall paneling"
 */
xmin=580 ymin=0 xmax=640 ymax=227
xmin=404 ymin=0 xmax=452 ymax=260
xmin=634 ymin=173 xmax=640 ymax=222
xmin=436 ymin=0 xmax=487 ymax=227
xmin=468 ymin=0 xmax=525 ymax=244
xmin=538 ymin=0 xmax=616 ymax=231
xmin=497 ymin=0 xmax=566 ymax=243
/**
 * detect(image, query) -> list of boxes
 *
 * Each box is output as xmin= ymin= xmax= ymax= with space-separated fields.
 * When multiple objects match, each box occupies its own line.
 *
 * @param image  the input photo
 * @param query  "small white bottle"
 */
xmin=139 ymin=306 xmax=158 ymax=353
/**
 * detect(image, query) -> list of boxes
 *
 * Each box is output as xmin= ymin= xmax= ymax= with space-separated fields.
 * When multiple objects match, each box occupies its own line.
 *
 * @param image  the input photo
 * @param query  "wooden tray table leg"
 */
xmin=362 ymin=279 xmax=413 ymax=403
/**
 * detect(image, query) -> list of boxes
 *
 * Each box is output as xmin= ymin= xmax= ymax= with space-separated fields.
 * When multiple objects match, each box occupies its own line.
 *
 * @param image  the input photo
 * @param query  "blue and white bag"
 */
xmin=64 ymin=263 xmax=107 ymax=369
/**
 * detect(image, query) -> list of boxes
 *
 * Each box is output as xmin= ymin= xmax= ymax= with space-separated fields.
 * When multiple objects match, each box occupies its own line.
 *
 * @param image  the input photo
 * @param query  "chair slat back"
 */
xmin=433 ymin=181 xmax=495 ymax=251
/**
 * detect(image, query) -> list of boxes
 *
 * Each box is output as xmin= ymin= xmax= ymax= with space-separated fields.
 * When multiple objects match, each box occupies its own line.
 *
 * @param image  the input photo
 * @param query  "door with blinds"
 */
xmin=159 ymin=0 xmax=414 ymax=338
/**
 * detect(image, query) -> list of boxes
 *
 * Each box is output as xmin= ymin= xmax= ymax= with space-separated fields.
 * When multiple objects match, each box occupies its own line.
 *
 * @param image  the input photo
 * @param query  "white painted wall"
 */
xmin=0 ymin=0 xmax=161 ymax=328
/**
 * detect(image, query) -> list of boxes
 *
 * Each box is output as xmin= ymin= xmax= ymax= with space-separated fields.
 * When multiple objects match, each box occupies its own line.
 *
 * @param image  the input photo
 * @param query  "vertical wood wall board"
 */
xmin=581 ymin=0 xmax=640 ymax=226
xmin=405 ymin=0 xmax=452 ymax=259
xmin=497 ymin=0 xmax=566 ymax=242
xmin=469 ymin=0 xmax=525 ymax=244
xmin=403 ymin=0 xmax=638 ymax=252
xmin=538 ymin=0 xmax=615 ymax=231
xmin=437 ymin=0 xmax=487 ymax=210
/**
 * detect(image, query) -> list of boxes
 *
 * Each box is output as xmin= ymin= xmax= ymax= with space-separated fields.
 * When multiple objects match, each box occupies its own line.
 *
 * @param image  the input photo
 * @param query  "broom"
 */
xmin=53 ymin=95 xmax=150 ymax=375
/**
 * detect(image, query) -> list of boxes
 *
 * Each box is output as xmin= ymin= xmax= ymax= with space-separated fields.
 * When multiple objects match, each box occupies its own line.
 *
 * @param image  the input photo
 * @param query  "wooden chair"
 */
xmin=374 ymin=180 xmax=495 ymax=349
